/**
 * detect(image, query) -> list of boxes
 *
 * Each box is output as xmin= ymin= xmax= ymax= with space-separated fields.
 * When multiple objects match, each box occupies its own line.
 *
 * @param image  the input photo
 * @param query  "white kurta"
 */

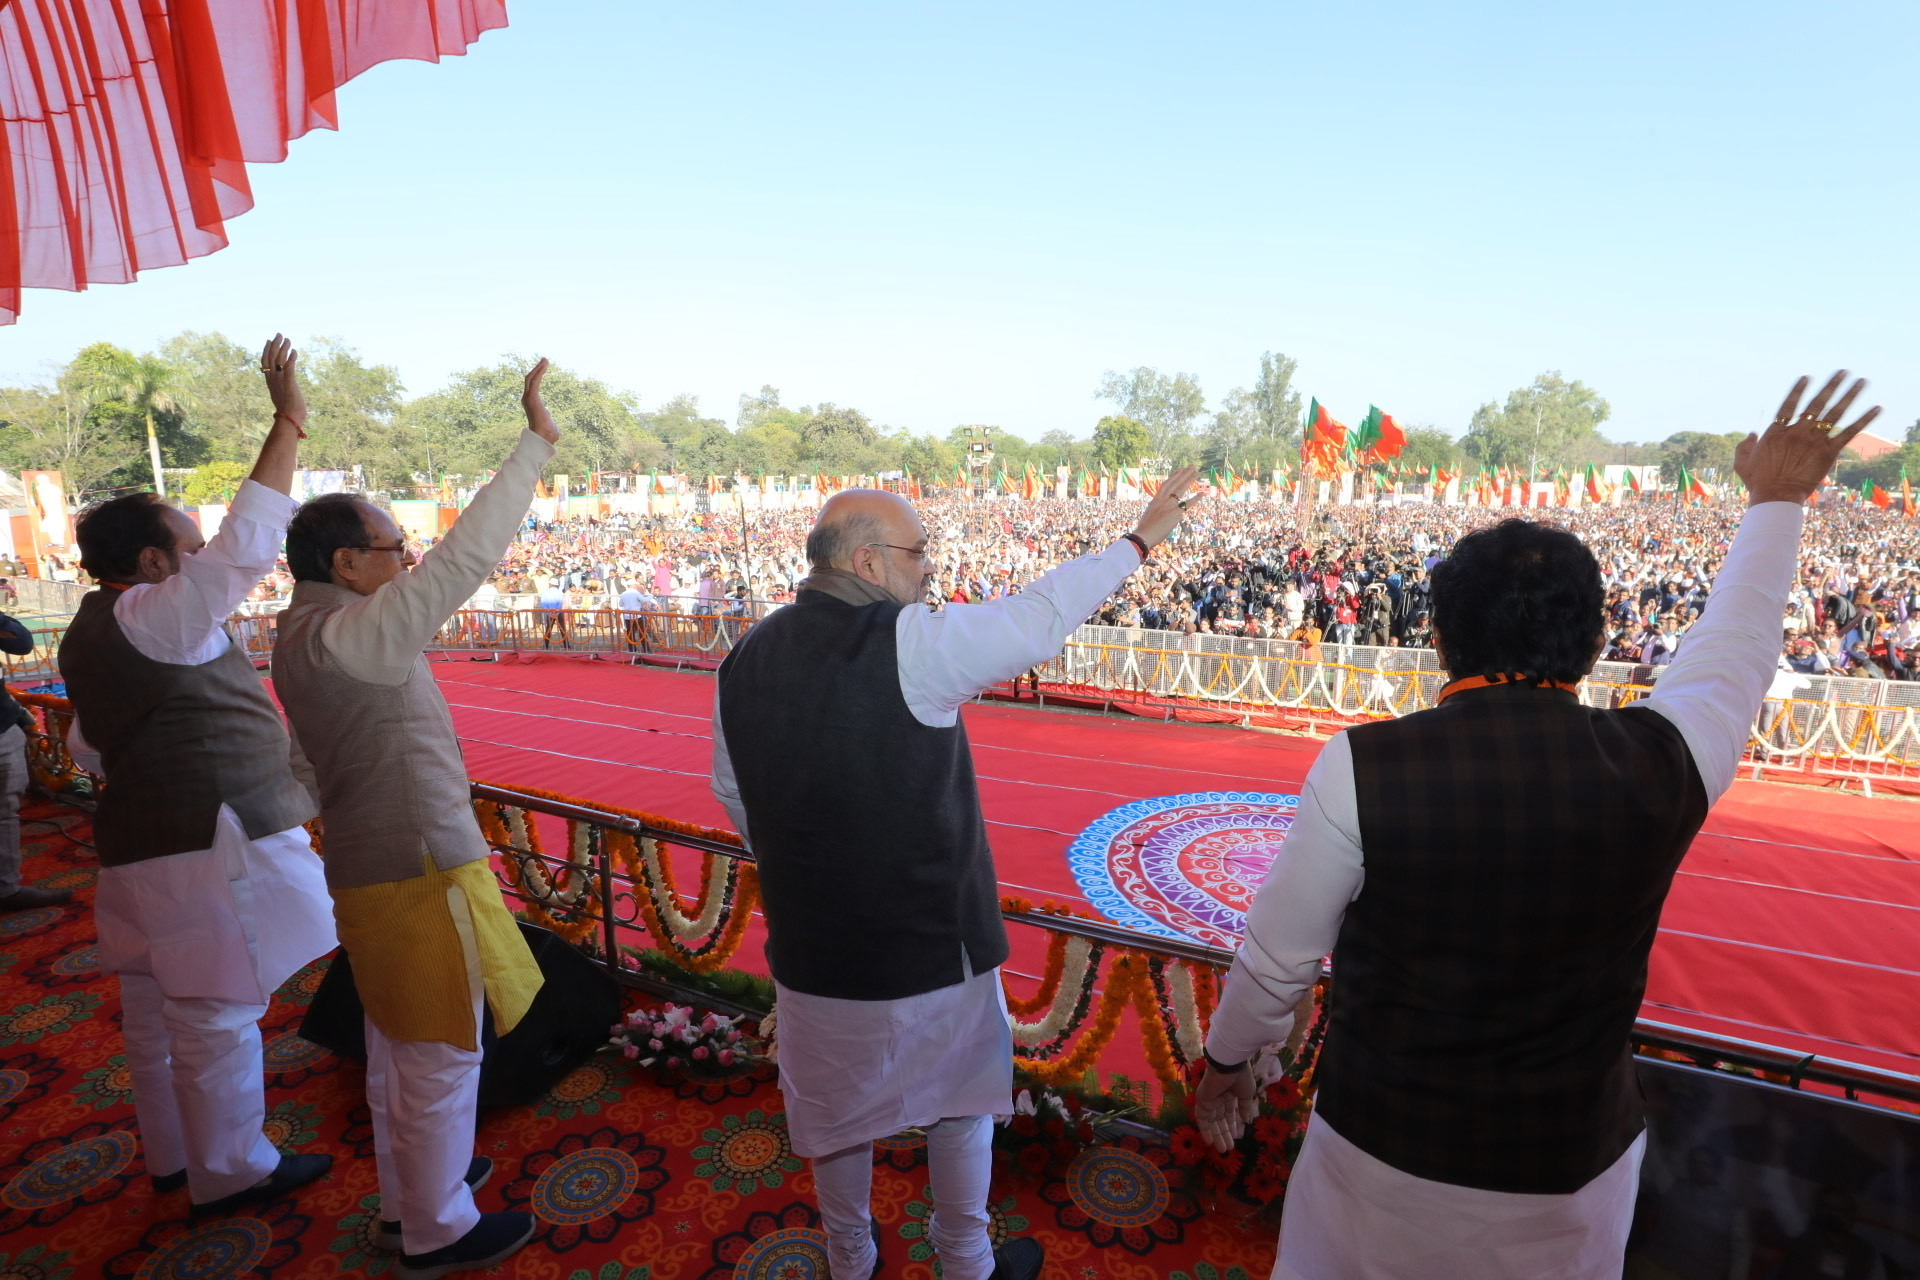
xmin=712 ymin=540 xmax=1145 ymax=1157
xmin=69 ymin=478 xmax=336 ymax=998
xmin=1204 ymin=502 xmax=1806 ymax=1280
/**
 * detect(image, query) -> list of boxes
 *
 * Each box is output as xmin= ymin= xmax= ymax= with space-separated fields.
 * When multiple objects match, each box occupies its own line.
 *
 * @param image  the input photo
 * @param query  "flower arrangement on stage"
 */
xmin=992 ymin=1085 xmax=1125 ymax=1182
xmin=609 ymin=1001 xmax=762 ymax=1076
xmin=1162 ymin=977 xmax=1330 ymax=1220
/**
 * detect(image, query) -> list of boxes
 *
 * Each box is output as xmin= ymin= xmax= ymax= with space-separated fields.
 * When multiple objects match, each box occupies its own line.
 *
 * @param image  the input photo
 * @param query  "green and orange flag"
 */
xmin=1353 ymin=405 xmax=1408 ymax=465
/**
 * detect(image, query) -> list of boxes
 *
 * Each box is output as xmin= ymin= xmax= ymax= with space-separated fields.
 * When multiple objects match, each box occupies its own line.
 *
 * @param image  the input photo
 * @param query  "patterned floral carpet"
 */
xmin=0 ymin=799 xmax=1278 ymax=1280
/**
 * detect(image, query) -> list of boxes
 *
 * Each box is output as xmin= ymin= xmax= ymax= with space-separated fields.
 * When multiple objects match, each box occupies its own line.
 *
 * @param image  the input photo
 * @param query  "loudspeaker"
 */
xmin=298 ymin=921 xmax=624 ymax=1108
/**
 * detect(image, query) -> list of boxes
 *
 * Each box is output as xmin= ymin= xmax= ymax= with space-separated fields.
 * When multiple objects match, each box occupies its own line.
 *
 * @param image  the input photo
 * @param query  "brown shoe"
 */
xmin=0 ymin=886 xmax=71 ymax=912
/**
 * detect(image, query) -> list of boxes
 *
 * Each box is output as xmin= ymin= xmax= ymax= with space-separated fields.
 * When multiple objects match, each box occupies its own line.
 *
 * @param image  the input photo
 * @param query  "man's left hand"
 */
xmin=1192 ymin=1063 xmax=1258 ymax=1153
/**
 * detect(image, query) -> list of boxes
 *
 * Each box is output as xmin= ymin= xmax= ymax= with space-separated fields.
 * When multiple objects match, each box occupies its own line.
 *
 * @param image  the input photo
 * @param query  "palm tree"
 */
xmin=66 ymin=343 xmax=190 ymax=497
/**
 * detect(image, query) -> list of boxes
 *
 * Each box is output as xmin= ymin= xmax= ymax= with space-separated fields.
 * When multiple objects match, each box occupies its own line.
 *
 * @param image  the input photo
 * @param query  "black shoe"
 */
xmin=395 ymin=1211 xmax=536 ymax=1280
xmin=871 ymin=1218 xmax=883 ymax=1275
xmin=375 ymin=1157 xmax=494 ymax=1252
xmin=192 ymin=1151 xmax=332 ymax=1217
xmin=150 ymin=1169 xmax=187 ymax=1194
xmin=990 ymin=1237 xmax=1044 ymax=1280
xmin=0 ymin=886 xmax=70 ymax=912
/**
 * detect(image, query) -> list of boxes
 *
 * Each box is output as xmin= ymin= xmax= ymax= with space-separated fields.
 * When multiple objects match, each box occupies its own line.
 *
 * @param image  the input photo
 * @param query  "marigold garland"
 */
xmin=472 ymin=798 xmax=599 ymax=945
xmin=472 ymin=781 xmax=759 ymax=973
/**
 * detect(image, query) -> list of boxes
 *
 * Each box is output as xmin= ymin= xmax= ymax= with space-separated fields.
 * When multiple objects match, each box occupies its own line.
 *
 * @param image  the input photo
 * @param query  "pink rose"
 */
xmin=621 ymin=1043 xmax=639 ymax=1059
xmin=718 ymin=1048 xmax=735 ymax=1067
xmin=649 ymin=1038 xmax=663 ymax=1051
xmin=692 ymin=1045 xmax=710 ymax=1060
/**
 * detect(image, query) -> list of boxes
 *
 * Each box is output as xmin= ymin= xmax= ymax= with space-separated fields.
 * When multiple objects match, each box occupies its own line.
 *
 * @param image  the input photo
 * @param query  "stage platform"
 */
xmin=432 ymin=652 xmax=1920 ymax=1083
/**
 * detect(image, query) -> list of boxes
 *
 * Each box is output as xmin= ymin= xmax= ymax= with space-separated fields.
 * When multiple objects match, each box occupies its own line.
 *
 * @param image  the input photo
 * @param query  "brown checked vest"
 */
xmin=1322 ymin=682 xmax=1709 ymax=1194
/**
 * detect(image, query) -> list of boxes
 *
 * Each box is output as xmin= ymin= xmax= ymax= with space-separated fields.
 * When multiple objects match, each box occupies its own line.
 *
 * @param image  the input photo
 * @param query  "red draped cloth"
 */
xmin=0 ymin=0 xmax=508 ymax=324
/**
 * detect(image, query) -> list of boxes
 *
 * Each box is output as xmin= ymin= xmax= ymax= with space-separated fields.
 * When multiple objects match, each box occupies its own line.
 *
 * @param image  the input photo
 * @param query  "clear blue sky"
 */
xmin=5 ymin=1 xmax=1916 ymax=446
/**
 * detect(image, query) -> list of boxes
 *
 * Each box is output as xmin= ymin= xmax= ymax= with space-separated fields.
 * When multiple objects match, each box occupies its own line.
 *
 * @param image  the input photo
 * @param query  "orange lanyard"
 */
xmin=1435 ymin=673 xmax=1582 ymax=705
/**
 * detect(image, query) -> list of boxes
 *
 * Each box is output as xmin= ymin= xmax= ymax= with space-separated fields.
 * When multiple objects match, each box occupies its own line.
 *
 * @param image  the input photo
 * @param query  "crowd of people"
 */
xmin=314 ymin=491 xmax=1920 ymax=680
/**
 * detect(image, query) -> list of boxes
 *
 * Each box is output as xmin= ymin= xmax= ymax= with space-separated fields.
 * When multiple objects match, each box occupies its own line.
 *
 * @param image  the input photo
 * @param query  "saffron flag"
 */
xmin=1869 ymin=481 xmax=1892 ymax=510
xmin=1904 ymin=465 xmax=1914 ymax=518
xmin=1354 ymin=406 xmax=1408 ymax=465
xmin=1627 ymin=470 xmax=1642 ymax=495
xmin=1303 ymin=399 xmax=1349 ymax=478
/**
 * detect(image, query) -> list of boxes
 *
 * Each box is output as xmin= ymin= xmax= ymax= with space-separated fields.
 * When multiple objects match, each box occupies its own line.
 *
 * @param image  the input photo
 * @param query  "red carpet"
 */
xmin=0 ymin=800 xmax=1279 ymax=1278
xmin=429 ymin=653 xmax=1920 ymax=1082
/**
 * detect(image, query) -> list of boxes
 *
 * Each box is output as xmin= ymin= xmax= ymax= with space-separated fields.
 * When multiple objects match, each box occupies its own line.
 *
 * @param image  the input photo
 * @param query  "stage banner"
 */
xmin=21 ymin=470 xmax=70 ymax=550
xmin=389 ymin=500 xmax=439 ymax=544
xmin=1627 ymin=1057 xmax=1918 ymax=1277
xmin=293 ymin=469 xmax=349 ymax=501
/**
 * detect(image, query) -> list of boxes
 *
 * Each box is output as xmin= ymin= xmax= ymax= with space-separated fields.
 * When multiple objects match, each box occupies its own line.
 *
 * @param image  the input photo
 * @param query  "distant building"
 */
xmin=1847 ymin=431 xmax=1901 ymax=462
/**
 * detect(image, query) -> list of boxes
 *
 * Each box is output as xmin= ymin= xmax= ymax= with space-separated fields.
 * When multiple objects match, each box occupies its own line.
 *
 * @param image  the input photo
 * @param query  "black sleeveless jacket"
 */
xmin=716 ymin=590 xmax=1008 ymax=1000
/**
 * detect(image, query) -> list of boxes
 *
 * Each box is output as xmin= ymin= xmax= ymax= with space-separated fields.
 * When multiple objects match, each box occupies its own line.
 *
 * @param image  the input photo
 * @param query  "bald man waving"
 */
xmin=712 ymin=473 xmax=1199 ymax=1280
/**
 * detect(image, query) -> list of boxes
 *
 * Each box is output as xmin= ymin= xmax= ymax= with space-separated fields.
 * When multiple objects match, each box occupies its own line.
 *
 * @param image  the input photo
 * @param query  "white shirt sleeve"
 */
xmin=112 ymin=479 xmax=297 ymax=665
xmin=1204 ymin=732 xmax=1365 ymax=1065
xmin=895 ymin=539 xmax=1143 ymax=727
xmin=319 ymin=430 xmax=554 ymax=685
xmin=709 ymin=699 xmax=751 ymax=847
xmin=1642 ymin=502 xmax=1803 ymax=804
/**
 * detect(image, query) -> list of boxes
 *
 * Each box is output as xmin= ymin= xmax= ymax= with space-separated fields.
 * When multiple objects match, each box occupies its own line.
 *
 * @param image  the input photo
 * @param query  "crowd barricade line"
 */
xmin=9 ymin=600 xmax=1920 ymax=779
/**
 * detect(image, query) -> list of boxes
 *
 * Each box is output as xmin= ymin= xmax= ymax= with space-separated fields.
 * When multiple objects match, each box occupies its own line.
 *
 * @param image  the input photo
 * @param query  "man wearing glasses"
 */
xmin=711 ymin=473 xmax=1201 ymax=1280
xmin=272 ymin=361 xmax=559 ymax=1280
xmin=61 ymin=337 xmax=338 ymax=1215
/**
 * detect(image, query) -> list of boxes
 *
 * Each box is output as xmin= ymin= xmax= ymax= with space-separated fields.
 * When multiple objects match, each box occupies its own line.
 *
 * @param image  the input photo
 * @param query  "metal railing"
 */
xmin=473 ymin=778 xmax=1920 ymax=1113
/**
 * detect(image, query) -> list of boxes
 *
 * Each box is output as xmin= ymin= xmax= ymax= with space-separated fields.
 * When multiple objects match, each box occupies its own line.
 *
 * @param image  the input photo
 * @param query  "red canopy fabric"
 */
xmin=0 ymin=0 xmax=508 ymax=324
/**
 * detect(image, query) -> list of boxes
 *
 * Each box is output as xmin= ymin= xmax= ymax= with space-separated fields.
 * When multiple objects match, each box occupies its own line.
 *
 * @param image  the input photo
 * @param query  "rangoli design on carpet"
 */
xmin=1066 ymin=791 xmax=1299 ymax=947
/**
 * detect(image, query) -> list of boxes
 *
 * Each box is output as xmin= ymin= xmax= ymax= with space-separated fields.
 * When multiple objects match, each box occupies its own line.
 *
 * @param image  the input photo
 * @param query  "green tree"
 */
xmin=1398 ymin=427 xmax=1465 ymax=473
xmin=182 ymin=461 xmax=250 ymax=505
xmin=1657 ymin=431 xmax=1744 ymax=485
xmin=1096 ymin=367 xmax=1205 ymax=463
xmin=411 ymin=360 xmax=646 ymax=489
xmin=0 ymin=377 xmax=134 ymax=500
xmin=66 ymin=343 xmax=198 ymax=496
xmin=898 ymin=432 xmax=959 ymax=482
xmin=641 ymin=395 xmax=721 ymax=472
xmin=1251 ymin=351 xmax=1304 ymax=450
xmin=1090 ymin=415 xmax=1150 ymax=471
xmin=159 ymin=331 xmax=273 ymax=463
xmin=299 ymin=340 xmax=408 ymax=484
xmin=1460 ymin=372 xmax=1610 ymax=473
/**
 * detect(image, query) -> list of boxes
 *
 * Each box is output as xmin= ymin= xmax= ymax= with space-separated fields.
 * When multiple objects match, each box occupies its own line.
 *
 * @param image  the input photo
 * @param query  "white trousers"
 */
xmin=116 ymin=969 xmax=280 ymax=1202
xmin=362 ymin=883 xmax=487 ymax=1256
xmin=812 ymin=1114 xmax=994 ymax=1280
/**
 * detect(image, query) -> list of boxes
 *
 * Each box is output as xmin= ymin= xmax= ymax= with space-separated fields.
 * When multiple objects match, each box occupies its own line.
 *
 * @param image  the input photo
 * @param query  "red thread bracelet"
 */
xmin=275 ymin=411 xmax=307 ymax=439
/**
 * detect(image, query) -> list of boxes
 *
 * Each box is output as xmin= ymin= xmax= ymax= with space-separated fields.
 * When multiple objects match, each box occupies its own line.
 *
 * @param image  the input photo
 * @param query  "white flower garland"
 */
xmin=1166 ymin=960 xmax=1205 ymax=1061
xmin=503 ymin=808 xmax=591 ymax=907
xmin=1008 ymin=935 xmax=1097 ymax=1048
xmin=636 ymin=835 xmax=729 ymax=942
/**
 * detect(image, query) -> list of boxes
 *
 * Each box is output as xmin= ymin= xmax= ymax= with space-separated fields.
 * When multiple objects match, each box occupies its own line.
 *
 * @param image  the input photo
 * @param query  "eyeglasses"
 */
xmin=866 ymin=542 xmax=934 ymax=562
xmin=348 ymin=542 xmax=411 ymax=555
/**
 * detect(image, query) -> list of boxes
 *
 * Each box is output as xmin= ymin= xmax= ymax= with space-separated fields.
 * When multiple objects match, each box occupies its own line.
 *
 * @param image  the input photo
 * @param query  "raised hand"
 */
xmin=523 ymin=358 xmax=559 ymax=443
xmin=1736 ymin=372 xmax=1881 ymax=506
xmin=259 ymin=334 xmax=305 ymax=438
xmin=1132 ymin=466 xmax=1203 ymax=550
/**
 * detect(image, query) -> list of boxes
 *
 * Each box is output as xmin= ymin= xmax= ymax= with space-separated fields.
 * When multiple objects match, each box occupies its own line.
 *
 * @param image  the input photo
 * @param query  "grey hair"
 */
xmin=806 ymin=508 xmax=889 ymax=569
